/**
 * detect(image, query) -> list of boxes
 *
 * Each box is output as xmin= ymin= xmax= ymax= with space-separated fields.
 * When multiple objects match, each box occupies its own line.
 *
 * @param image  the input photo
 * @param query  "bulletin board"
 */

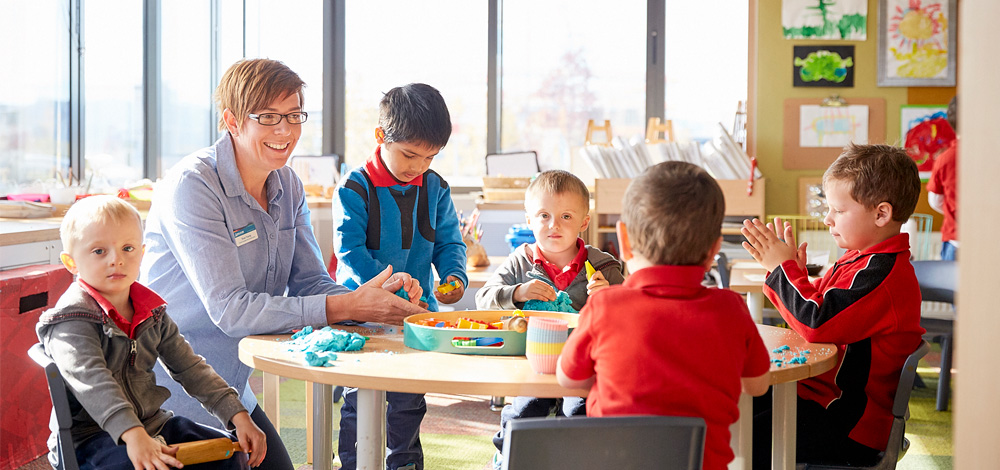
xmin=782 ymin=97 xmax=886 ymax=170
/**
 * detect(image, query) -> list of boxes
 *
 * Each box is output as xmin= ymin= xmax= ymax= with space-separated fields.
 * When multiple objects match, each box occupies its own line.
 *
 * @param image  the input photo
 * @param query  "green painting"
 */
xmin=793 ymin=45 xmax=855 ymax=87
xmin=782 ymin=0 xmax=868 ymax=40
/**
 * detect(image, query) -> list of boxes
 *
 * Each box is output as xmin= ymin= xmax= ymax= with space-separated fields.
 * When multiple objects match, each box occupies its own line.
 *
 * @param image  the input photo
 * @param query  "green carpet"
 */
xmin=251 ymin=343 xmax=953 ymax=470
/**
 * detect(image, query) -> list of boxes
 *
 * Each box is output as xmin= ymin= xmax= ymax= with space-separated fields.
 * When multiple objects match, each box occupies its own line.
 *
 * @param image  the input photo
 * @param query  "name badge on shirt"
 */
xmin=234 ymin=223 xmax=259 ymax=247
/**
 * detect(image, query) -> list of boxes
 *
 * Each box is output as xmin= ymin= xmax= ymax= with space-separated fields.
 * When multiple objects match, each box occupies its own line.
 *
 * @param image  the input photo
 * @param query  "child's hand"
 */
xmin=741 ymin=218 xmax=806 ymax=272
xmin=380 ymin=266 xmax=423 ymax=304
xmin=232 ymin=411 xmax=267 ymax=467
xmin=121 ymin=427 xmax=182 ymax=470
xmin=434 ymin=276 xmax=465 ymax=304
xmin=586 ymin=270 xmax=609 ymax=295
xmin=513 ymin=279 xmax=556 ymax=303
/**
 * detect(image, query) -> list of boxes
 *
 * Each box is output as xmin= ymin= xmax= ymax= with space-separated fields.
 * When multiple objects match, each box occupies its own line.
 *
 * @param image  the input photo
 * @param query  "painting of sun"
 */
xmin=878 ymin=0 xmax=956 ymax=86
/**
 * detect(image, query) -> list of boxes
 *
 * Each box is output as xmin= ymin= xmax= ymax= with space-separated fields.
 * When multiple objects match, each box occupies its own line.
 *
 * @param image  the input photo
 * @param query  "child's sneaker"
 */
xmin=491 ymin=451 xmax=503 ymax=470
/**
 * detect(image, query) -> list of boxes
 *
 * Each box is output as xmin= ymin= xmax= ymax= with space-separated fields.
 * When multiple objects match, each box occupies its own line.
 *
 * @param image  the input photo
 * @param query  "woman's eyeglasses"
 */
xmin=248 ymin=112 xmax=309 ymax=126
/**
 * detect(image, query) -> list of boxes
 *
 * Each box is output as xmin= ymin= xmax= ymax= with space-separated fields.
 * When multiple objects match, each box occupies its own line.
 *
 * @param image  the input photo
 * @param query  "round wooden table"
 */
xmin=239 ymin=324 xmax=835 ymax=470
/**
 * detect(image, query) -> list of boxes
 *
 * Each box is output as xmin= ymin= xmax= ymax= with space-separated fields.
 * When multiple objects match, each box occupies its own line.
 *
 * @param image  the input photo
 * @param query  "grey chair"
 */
xmin=27 ymin=343 xmax=80 ymax=470
xmin=501 ymin=415 xmax=706 ymax=470
xmin=912 ymin=260 xmax=956 ymax=411
xmin=799 ymin=340 xmax=931 ymax=470
xmin=714 ymin=252 xmax=731 ymax=289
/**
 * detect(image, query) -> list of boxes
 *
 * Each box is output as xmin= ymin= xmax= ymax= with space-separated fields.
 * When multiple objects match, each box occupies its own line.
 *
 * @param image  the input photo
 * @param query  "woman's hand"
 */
xmin=232 ymin=411 xmax=267 ymax=467
xmin=325 ymin=266 xmax=427 ymax=325
xmin=121 ymin=427 xmax=182 ymax=470
xmin=434 ymin=276 xmax=465 ymax=305
xmin=513 ymin=279 xmax=557 ymax=303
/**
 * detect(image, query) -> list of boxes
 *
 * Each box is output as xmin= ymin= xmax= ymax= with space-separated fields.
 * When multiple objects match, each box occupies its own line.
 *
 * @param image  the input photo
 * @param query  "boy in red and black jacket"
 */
xmin=741 ymin=143 xmax=926 ymax=467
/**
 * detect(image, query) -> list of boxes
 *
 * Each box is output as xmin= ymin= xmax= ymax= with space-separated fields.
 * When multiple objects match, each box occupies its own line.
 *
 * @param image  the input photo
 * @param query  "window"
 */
xmin=0 ymin=1 xmax=70 ymax=195
xmin=161 ymin=0 xmax=213 ymax=173
xmin=500 ymin=0 xmax=647 ymax=172
xmin=664 ymin=1 xmax=748 ymax=143
xmin=84 ymin=0 xmax=144 ymax=190
xmin=344 ymin=0 xmax=488 ymax=184
xmin=245 ymin=0 xmax=324 ymax=156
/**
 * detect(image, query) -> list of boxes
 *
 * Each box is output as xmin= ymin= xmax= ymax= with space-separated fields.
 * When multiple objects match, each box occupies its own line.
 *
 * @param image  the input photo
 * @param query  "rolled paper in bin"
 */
xmin=525 ymin=317 xmax=569 ymax=374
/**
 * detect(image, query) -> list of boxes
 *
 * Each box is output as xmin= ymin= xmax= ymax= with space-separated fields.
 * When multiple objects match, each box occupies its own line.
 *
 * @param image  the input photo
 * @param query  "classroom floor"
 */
xmin=14 ymin=345 xmax=953 ymax=470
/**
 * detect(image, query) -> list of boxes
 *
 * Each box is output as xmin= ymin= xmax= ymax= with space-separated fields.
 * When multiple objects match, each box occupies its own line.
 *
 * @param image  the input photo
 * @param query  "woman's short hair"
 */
xmin=215 ymin=59 xmax=305 ymax=132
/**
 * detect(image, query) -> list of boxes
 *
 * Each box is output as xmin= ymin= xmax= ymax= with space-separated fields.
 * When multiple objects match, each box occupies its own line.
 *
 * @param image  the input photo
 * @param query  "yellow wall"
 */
xmin=752 ymin=0 xmax=954 ymax=217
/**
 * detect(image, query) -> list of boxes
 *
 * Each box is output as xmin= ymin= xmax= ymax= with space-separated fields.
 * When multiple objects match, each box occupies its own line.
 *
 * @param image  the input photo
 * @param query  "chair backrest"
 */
xmin=911 ymin=260 xmax=956 ymax=304
xmin=27 ymin=343 xmax=80 ymax=470
xmin=502 ymin=415 xmax=706 ymax=470
xmin=893 ymin=340 xmax=931 ymax=418
xmin=715 ymin=252 xmax=731 ymax=289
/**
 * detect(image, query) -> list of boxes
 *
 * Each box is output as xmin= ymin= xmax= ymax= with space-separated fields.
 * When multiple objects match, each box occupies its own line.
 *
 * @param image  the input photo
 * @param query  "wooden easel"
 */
xmin=645 ymin=117 xmax=675 ymax=143
xmin=585 ymin=119 xmax=613 ymax=147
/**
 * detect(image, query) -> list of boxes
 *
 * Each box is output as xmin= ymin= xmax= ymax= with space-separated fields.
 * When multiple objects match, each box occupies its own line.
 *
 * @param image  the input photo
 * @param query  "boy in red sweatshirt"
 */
xmin=742 ymin=144 xmax=926 ymax=467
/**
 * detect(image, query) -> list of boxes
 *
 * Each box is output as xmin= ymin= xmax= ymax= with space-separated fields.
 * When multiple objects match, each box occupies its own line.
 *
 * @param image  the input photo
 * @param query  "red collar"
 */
xmin=529 ymin=239 xmax=588 ymax=291
xmin=623 ymin=264 xmax=708 ymax=290
xmin=363 ymin=146 xmax=424 ymax=187
xmin=78 ymin=279 xmax=165 ymax=338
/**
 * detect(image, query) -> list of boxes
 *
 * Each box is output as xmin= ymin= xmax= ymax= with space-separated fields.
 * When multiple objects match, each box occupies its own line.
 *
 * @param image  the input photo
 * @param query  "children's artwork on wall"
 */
xmin=782 ymin=0 xmax=868 ymax=40
xmin=901 ymin=105 xmax=955 ymax=171
xmin=799 ymin=105 xmax=869 ymax=148
xmin=793 ymin=46 xmax=855 ymax=87
xmin=878 ymin=0 xmax=956 ymax=86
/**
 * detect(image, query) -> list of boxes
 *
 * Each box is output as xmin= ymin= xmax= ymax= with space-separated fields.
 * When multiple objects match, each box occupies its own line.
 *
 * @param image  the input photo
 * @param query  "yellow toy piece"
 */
xmin=585 ymin=260 xmax=596 ymax=279
xmin=436 ymin=280 xmax=460 ymax=294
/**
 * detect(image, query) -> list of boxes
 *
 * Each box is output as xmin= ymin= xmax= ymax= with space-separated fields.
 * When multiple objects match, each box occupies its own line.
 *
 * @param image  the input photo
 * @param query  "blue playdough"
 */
xmin=395 ymin=287 xmax=427 ymax=304
xmin=523 ymin=291 xmax=578 ymax=313
xmin=286 ymin=326 xmax=367 ymax=367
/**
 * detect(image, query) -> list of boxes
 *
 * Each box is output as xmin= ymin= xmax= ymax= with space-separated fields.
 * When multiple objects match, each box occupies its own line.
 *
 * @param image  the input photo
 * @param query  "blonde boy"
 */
xmin=558 ymin=162 xmax=770 ymax=470
xmin=477 ymin=170 xmax=626 ymax=465
xmin=36 ymin=196 xmax=265 ymax=470
xmin=741 ymin=144 xmax=925 ymax=466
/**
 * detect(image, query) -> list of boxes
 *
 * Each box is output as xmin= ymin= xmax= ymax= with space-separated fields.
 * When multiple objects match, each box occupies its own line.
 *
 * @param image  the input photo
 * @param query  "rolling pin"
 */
xmin=174 ymin=438 xmax=244 ymax=465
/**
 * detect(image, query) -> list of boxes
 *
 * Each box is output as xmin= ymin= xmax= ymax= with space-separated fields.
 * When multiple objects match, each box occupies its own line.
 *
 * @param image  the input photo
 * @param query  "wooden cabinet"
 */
xmin=585 ymin=178 xmax=766 ymax=254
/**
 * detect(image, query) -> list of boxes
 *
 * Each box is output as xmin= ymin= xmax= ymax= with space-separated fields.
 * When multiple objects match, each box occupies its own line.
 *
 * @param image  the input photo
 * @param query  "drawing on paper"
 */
xmin=782 ymin=0 xmax=868 ymax=40
xmin=799 ymin=105 xmax=869 ymax=148
xmin=885 ymin=0 xmax=950 ymax=79
xmin=793 ymin=45 xmax=855 ymax=87
xmin=901 ymin=105 xmax=954 ymax=171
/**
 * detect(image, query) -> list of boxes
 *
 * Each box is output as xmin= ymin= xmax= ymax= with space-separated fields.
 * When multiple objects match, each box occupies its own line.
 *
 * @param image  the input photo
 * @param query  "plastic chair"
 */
xmin=766 ymin=215 xmax=840 ymax=265
xmin=912 ymin=260 xmax=957 ymax=411
xmin=27 ymin=343 xmax=80 ymax=470
xmin=800 ymin=340 xmax=931 ymax=470
xmin=714 ymin=252 xmax=731 ymax=289
xmin=904 ymin=214 xmax=935 ymax=261
xmin=501 ymin=415 xmax=706 ymax=470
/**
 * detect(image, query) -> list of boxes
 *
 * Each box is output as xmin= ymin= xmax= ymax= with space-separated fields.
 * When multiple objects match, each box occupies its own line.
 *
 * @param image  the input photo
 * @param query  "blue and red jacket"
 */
xmin=332 ymin=147 xmax=467 ymax=312
xmin=763 ymin=233 xmax=924 ymax=451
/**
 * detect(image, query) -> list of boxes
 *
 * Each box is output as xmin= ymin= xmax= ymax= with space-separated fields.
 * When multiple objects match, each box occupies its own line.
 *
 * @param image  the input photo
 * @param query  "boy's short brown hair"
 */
xmin=60 ymin=195 xmax=143 ymax=252
xmin=215 ymin=59 xmax=305 ymax=132
xmin=523 ymin=170 xmax=590 ymax=212
xmin=823 ymin=143 xmax=920 ymax=223
xmin=622 ymin=162 xmax=724 ymax=266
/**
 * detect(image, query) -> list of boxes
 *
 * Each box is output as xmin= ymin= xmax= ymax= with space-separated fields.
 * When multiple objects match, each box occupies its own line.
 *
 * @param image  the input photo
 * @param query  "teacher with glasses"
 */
xmin=140 ymin=59 xmax=426 ymax=470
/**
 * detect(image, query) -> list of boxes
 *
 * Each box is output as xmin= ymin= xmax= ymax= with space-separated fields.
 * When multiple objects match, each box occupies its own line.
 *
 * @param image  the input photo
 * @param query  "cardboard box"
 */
xmin=0 ymin=265 xmax=73 ymax=469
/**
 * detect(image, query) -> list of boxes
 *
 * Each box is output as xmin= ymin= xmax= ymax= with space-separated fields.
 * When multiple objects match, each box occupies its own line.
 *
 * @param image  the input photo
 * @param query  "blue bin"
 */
xmin=504 ymin=224 xmax=536 ymax=252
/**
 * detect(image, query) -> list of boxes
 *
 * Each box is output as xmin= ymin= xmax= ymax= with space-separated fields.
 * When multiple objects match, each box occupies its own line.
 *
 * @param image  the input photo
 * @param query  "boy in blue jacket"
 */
xmin=332 ymin=83 xmax=467 ymax=470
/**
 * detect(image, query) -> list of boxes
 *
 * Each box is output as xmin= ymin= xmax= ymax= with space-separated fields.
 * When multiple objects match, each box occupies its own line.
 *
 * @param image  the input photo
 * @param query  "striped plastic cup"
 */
xmin=525 ymin=317 xmax=569 ymax=374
